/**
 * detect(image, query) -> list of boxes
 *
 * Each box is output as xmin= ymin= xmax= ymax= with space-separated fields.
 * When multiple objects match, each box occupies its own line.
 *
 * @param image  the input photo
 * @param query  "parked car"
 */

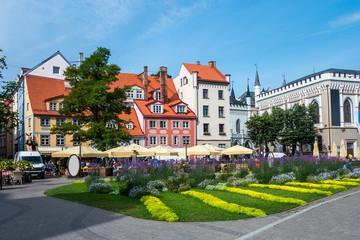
xmin=14 ymin=151 xmax=45 ymax=179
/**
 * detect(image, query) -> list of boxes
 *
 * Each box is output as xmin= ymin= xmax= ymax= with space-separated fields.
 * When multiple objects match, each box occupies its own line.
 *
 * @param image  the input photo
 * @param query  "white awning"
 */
xmin=37 ymin=146 xmax=64 ymax=154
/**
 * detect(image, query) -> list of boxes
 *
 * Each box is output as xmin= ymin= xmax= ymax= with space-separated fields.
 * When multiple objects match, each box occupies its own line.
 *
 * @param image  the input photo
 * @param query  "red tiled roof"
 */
xmin=183 ymin=63 xmax=228 ymax=83
xmin=118 ymin=109 xmax=144 ymax=136
xmin=134 ymin=99 xmax=196 ymax=118
xmin=26 ymin=75 xmax=70 ymax=116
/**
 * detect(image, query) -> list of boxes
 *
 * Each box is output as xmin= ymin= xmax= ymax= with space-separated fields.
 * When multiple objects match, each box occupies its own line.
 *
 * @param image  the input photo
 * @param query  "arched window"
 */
xmin=344 ymin=99 xmax=352 ymax=123
xmin=311 ymin=100 xmax=320 ymax=124
xmin=236 ymin=119 xmax=240 ymax=133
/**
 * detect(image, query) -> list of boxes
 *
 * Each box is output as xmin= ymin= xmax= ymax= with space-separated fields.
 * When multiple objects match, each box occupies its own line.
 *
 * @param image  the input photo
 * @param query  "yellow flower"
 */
xmin=140 ymin=195 xmax=179 ymax=222
xmin=219 ymin=187 xmax=306 ymax=205
xmin=181 ymin=190 xmax=266 ymax=217
xmin=285 ymin=182 xmax=346 ymax=190
xmin=320 ymin=180 xmax=359 ymax=186
xmin=249 ymin=184 xmax=332 ymax=196
xmin=342 ymin=178 xmax=360 ymax=182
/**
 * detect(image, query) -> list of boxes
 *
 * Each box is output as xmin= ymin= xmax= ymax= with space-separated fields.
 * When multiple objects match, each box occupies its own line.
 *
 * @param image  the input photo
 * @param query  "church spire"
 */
xmin=246 ymin=78 xmax=251 ymax=97
xmin=282 ymin=75 xmax=286 ymax=87
xmin=254 ymin=64 xmax=260 ymax=87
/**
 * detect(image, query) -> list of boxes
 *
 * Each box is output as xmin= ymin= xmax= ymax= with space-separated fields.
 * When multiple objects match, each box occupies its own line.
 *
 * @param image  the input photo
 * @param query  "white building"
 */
xmin=173 ymin=61 xmax=231 ymax=148
xmin=255 ymin=68 xmax=360 ymax=156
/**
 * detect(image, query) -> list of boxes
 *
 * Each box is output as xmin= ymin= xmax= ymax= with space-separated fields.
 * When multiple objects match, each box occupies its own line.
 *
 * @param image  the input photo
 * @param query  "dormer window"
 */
xmin=127 ymin=90 xmax=134 ymax=99
xmin=126 ymin=122 xmax=134 ymax=130
xmin=136 ymin=90 xmax=143 ymax=99
xmin=177 ymin=105 xmax=186 ymax=113
xmin=49 ymin=102 xmax=57 ymax=111
xmin=154 ymin=91 xmax=160 ymax=101
xmin=53 ymin=66 xmax=60 ymax=74
xmin=59 ymin=103 xmax=64 ymax=109
xmin=152 ymin=104 xmax=163 ymax=113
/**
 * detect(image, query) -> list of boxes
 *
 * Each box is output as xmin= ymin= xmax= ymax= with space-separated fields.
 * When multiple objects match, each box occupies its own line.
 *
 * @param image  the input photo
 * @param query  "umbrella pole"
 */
xmin=185 ymin=143 xmax=188 ymax=161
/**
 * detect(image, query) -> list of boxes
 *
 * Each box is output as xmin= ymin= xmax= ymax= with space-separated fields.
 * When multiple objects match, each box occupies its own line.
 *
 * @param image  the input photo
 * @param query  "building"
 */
xmin=113 ymin=66 xmax=197 ymax=148
xmin=173 ymin=61 xmax=231 ymax=148
xmin=255 ymin=68 xmax=360 ymax=156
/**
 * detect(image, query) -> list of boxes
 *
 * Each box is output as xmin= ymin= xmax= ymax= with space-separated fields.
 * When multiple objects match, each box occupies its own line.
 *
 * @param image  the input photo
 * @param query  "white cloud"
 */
xmin=330 ymin=11 xmax=360 ymax=28
xmin=138 ymin=0 xmax=209 ymax=39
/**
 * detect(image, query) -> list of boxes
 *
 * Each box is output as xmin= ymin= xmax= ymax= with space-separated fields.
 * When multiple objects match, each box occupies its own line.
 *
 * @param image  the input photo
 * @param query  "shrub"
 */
xmin=129 ymin=185 xmax=159 ymax=198
xmin=344 ymin=168 xmax=360 ymax=179
xmin=84 ymin=171 xmax=100 ymax=188
xmin=269 ymin=172 xmax=295 ymax=185
xmin=88 ymin=181 xmax=113 ymax=194
xmin=178 ymin=184 xmax=191 ymax=192
xmin=198 ymin=179 xmax=217 ymax=189
xmin=229 ymin=174 xmax=258 ymax=187
xmin=147 ymin=180 xmax=166 ymax=190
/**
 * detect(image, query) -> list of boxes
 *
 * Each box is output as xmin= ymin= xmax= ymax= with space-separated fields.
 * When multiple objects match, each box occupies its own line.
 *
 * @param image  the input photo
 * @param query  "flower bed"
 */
xmin=342 ymin=178 xmax=360 ymax=182
xmin=320 ymin=180 xmax=360 ymax=186
xmin=219 ymin=187 xmax=306 ymax=205
xmin=181 ymin=190 xmax=266 ymax=217
xmin=140 ymin=195 xmax=179 ymax=222
xmin=285 ymin=182 xmax=346 ymax=190
xmin=249 ymin=184 xmax=333 ymax=196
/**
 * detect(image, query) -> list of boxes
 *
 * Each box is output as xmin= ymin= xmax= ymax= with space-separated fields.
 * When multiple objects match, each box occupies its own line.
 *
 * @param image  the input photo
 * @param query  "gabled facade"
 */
xmin=173 ymin=61 xmax=231 ymax=148
xmin=112 ymin=66 xmax=197 ymax=148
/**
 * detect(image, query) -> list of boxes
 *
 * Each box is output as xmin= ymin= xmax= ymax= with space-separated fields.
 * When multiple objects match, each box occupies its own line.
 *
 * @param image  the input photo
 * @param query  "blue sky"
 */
xmin=1 ymin=0 xmax=360 ymax=95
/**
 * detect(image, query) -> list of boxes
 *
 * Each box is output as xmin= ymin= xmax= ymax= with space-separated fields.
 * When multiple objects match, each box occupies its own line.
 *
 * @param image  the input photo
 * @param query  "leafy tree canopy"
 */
xmin=0 ymin=49 xmax=19 ymax=133
xmin=51 ymin=47 xmax=131 ymax=151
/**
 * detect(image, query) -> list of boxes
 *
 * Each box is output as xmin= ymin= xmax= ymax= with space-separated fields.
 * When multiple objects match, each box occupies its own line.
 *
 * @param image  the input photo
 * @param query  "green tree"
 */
xmin=275 ymin=104 xmax=318 ymax=154
xmin=0 ymin=49 xmax=19 ymax=133
xmin=245 ymin=112 xmax=279 ymax=153
xmin=51 ymin=47 xmax=131 ymax=151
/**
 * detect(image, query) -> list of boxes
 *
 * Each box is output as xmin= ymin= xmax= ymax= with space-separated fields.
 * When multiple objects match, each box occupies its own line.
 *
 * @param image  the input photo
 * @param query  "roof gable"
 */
xmin=183 ymin=63 xmax=227 ymax=83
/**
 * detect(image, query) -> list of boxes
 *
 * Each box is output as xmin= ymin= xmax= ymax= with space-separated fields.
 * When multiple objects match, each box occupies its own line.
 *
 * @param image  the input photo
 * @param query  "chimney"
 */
xmin=79 ymin=52 xmax=83 ymax=66
xmin=225 ymin=74 xmax=230 ymax=82
xmin=159 ymin=66 xmax=168 ymax=103
xmin=142 ymin=66 xmax=149 ymax=101
xmin=208 ymin=61 xmax=216 ymax=68
xmin=196 ymin=61 xmax=200 ymax=65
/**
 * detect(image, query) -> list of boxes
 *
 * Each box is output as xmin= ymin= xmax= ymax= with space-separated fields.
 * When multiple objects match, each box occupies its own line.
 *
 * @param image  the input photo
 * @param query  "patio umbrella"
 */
xmin=313 ymin=141 xmax=319 ymax=157
xmin=52 ymin=146 xmax=107 ymax=158
xmin=126 ymin=143 xmax=155 ymax=157
xmin=203 ymin=144 xmax=224 ymax=152
xmin=331 ymin=141 xmax=338 ymax=157
xmin=178 ymin=144 xmax=222 ymax=156
xmin=356 ymin=147 xmax=360 ymax=160
xmin=150 ymin=145 xmax=178 ymax=156
xmin=222 ymin=145 xmax=254 ymax=155
xmin=105 ymin=146 xmax=135 ymax=158
xmin=340 ymin=139 xmax=347 ymax=158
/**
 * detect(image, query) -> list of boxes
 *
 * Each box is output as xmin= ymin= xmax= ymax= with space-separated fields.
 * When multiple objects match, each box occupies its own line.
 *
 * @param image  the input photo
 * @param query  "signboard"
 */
xmin=67 ymin=154 xmax=80 ymax=177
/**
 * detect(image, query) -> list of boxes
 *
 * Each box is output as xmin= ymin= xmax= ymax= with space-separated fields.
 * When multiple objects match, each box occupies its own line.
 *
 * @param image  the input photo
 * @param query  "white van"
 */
xmin=14 ymin=151 xmax=45 ymax=179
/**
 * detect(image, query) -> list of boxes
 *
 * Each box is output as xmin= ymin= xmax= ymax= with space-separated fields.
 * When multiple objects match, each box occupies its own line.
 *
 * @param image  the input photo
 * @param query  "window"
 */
xmin=203 ymin=123 xmax=209 ymax=134
xmin=344 ymin=99 xmax=352 ymax=123
xmin=72 ymin=135 xmax=80 ymax=146
xmin=126 ymin=122 xmax=134 ymax=129
xmin=172 ymin=121 xmax=180 ymax=129
xmin=160 ymin=121 xmax=167 ymax=129
xmin=149 ymin=136 xmax=157 ymax=145
xmin=133 ymin=139 xmax=140 ymax=145
xmin=53 ymin=66 xmax=60 ymax=74
xmin=160 ymin=136 xmax=167 ymax=145
xmin=28 ymin=118 xmax=31 ymax=127
xmin=27 ymin=103 xmax=29 ymax=111
xmin=182 ymin=136 xmax=190 ymax=145
xmin=56 ymin=118 xmax=65 ymax=126
xmin=218 ymin=90 xmax=224 ymax=99
xmin=149 ymin=120 xmax=156 ymax=128
xmin=183 ymin=77 xmax=188 ymax=85
xmin=219 ymin=124 xmax=225 ymax=135
xmin=41 ymin=117 xmax=50 ymax=126
xmin=154 ymin=91 xmax=160 ymax=100
xmin=203 ymin=89 xmax=208 ymax=98
xmin=73 ymin=118 xmax=80 ymax=126
xmin=136 ymin=90 xmax=143 ymax=99
xmin=173 ymin=136 xmax=179 ymax=146
xmin=152 ymin=104 xmax=163 ymax=113
xmin=177 ymin=105 xmax=186 ymax=113
xmin=183 ymin=121 xmax=189 ymax=129
xmin=218 ymin=106 xmax=224 ymax=117
xmin=127 ymin=90 xmax=134 ymax=99
xmin=59 ymin=103 xmax=64 ymax=109
xmin=203 ymin=105 xmax=209 ymax=116
xmin=312 ymin=101 xmax=320 ymax=124
xmin=49 ymin=102 xmax=57 ymax=111
xmin=41 ymin=135 xmax=50 ymax=146
xmin=218 ymin=144 xmax=226 ymax=149
xmin=56 ymin=135 xmax=65 ymax=146
xmin=236 ymin=119 xmax=240 ymax=133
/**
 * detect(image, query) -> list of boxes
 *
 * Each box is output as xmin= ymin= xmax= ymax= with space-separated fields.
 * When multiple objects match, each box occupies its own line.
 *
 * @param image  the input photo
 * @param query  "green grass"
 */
xmin=45 ymin=182 xmax=351 ymax=222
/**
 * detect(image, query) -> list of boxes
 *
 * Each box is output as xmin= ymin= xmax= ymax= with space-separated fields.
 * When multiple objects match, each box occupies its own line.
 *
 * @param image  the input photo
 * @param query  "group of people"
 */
xmin=44 ymin=161 xmax=60 ymax=176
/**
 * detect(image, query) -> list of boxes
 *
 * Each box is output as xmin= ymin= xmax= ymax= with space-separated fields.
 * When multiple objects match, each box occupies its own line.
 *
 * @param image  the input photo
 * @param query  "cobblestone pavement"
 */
xmin=0 ymin=177 xmax=359 ymax=240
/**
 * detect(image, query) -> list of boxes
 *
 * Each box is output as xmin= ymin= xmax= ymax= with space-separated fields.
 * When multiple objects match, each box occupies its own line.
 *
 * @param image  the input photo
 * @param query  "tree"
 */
xmin=245 ymin=112 xmax=279 ymax=153
xmin=0 ymin=49 xmax=19 ymax=133
xmin=51 ymin=48 xmax=131 ymax=151
xmin=276 ymin=104 xmax=318 ymax=154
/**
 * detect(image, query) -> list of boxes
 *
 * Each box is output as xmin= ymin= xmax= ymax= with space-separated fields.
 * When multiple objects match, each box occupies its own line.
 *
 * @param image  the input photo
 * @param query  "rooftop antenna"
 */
xmin=254 ymin=63 xmax=258 ymax=71
xmin=313 ymin=66 xmax=315 ymax=73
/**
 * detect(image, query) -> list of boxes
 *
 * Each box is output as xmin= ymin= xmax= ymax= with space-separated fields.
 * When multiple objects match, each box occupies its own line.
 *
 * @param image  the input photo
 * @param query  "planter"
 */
xmin=100 ymin=167 xmax=113 ymax=177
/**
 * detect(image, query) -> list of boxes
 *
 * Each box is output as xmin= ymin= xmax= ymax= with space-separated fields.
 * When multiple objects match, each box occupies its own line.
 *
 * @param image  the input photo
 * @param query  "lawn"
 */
xmin=45 ymin=181 xmax=352 ymax=222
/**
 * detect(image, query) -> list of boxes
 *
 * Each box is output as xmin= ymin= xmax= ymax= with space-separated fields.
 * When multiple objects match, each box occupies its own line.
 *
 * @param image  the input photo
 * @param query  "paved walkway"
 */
xmin=0 ymin=177 xmax=359 ymax=240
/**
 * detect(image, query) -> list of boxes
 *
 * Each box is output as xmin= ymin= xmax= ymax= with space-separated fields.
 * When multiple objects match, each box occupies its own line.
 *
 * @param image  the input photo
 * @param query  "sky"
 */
xmin=1 ymin=0 xmax=360 ymax=96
